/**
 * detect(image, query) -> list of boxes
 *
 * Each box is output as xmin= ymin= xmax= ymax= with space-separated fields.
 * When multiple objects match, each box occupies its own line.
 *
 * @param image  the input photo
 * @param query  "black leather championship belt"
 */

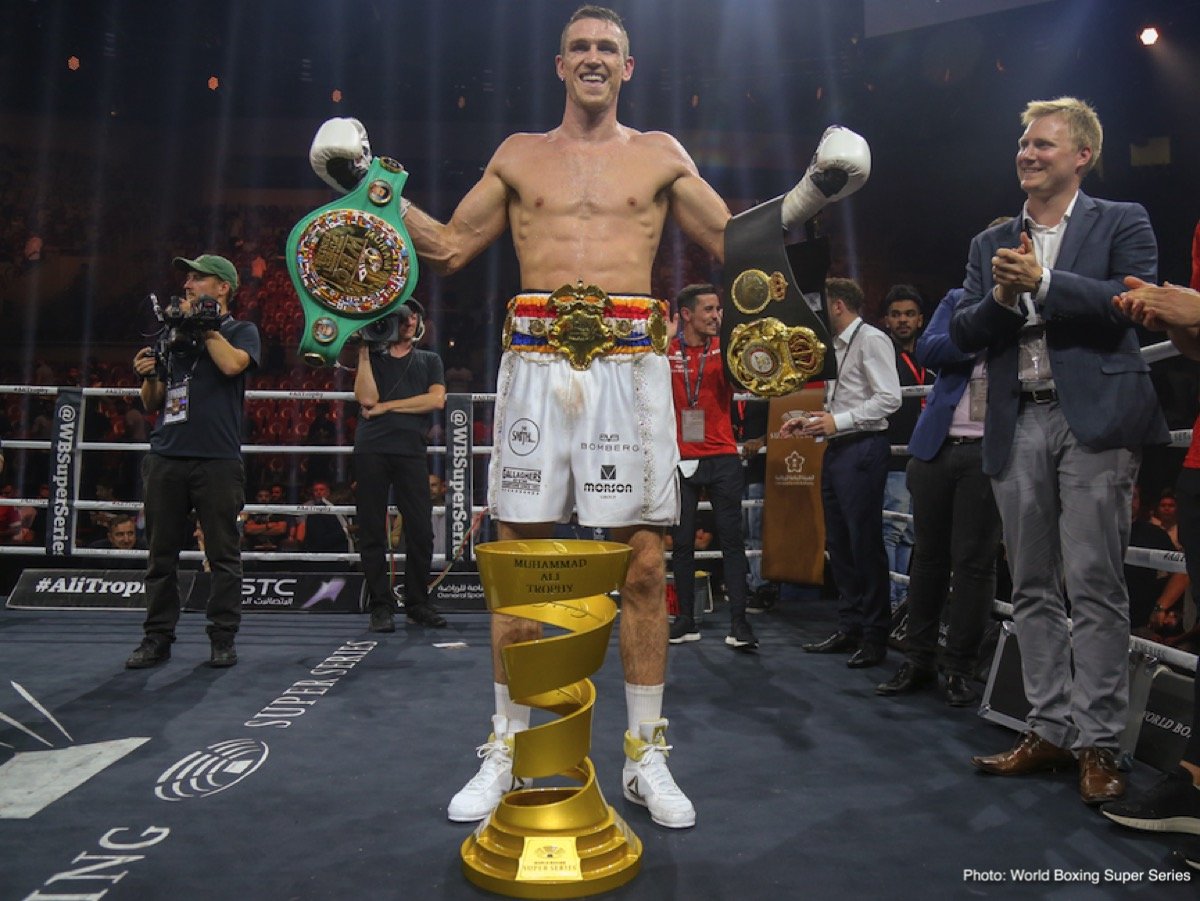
xmin=286 ymin=157 xmax=419 ymax=367
xmin=721 ymin=197 xmax=836 ymax=395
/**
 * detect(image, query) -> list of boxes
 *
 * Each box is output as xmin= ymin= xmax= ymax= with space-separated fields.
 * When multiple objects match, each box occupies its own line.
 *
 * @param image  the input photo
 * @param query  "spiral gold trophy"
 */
xmin=460 ymin=539 xmax=642 ymax=899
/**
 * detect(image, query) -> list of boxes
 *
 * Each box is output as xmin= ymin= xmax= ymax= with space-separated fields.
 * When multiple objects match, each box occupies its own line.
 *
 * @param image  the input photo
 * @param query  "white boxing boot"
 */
xmin=447 ymin=714 xmax=531 ymax=822
xmin=622 ymin=718 xmax=696 ymax=829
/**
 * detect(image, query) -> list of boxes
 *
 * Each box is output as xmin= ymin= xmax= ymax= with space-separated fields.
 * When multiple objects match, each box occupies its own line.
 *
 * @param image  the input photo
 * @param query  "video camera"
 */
xmin=354 ymin=300 xmax=426 ymax=349
xmin=149 ymin=293 xmax=224 ymax=375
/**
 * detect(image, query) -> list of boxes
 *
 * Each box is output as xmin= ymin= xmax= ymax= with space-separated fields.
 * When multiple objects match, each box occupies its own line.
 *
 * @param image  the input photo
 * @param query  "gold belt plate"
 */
xmin=545 ymin=283 xmax=615 ymax=370
xmin=731 ymin=268 xmax=789 ymax=315
xmin=504 ymin=284 xmax=667 ymax=369
xmin=728 ymin=317 xmax=827 ymax=396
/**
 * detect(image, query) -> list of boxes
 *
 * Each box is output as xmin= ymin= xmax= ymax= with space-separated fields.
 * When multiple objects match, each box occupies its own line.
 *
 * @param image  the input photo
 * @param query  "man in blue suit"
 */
xmin=950 ymin=97 xmax=1168 ymax=805
xmin=876 ymin=286 xmax=1002 ymax=707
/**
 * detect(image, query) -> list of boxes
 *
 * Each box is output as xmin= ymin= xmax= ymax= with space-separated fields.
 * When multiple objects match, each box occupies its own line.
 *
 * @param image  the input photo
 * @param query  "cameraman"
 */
xmin=126 ymin=254 xmax=261 ymax=669
xmin=353 ymin=301 xmax=447 ymax=632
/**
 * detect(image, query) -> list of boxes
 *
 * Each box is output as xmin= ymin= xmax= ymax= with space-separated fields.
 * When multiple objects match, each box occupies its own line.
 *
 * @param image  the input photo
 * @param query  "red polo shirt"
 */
xmin=669 ymin=336 xmax=737 ymax=459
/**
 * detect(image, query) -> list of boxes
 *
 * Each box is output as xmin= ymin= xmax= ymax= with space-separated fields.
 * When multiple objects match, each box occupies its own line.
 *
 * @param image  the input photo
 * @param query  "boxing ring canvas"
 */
xmin=2 ymin=599 xmax=1196 ymax=900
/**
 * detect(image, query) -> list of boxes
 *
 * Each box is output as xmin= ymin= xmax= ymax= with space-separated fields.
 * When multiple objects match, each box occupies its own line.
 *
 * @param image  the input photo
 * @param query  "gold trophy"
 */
xmin=460 ymin=539 xmax=642 ymax=899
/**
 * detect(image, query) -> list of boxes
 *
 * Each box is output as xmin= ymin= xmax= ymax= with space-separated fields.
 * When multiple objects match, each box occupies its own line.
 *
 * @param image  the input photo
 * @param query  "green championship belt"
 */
xmin=721 ymin=197 xmax=837 ymax=395
xmin=286 ymin=157 xmax=419 ymax=366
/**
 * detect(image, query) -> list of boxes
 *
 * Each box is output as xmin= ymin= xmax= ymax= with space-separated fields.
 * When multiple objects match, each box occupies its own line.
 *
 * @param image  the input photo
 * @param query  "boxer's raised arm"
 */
xmin=403 ymin=165 xmax=511 ymax=277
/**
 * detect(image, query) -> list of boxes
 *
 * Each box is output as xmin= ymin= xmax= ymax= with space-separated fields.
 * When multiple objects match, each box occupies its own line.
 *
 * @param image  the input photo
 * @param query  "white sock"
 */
xmin=494 ymin=682 xmax=530 ymax=733
xmin=625 ymin=682 xmax=664 ymax=736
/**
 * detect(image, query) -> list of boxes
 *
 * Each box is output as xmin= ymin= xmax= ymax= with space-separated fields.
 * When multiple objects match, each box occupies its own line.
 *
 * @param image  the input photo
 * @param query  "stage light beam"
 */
xmin=1139 ymin=27 xmax=1159 ymax=46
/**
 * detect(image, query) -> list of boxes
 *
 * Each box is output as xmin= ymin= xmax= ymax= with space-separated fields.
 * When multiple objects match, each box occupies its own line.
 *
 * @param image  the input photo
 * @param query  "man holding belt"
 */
xmin=309 ymin=5 xmax=869 ymax=828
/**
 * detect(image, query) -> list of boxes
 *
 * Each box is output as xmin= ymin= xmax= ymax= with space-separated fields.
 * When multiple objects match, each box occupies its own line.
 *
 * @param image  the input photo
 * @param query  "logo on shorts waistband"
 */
xmin=507 ymin=419 xmax=540 ymax=457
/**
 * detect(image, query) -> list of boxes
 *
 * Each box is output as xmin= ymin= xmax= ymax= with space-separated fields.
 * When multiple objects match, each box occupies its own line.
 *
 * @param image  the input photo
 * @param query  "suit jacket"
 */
xmin=949 ymin=191 xmax=1168 ymax=475
xmin=907 ymin=288 xmax=976 ymax=462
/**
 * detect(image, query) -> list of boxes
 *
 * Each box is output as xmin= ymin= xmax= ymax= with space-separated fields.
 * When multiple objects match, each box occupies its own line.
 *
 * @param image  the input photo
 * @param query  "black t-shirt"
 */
xmin=1127 ymin=520 xmax=1177 ymax=630
xmin=149 ymin=317 xmax=261 ymax=460
xmin=355 ymin=348 xmax=445 ymax=456
xmin=885 ymin=344 xmax=928 ymax=472
xmin=242 ymin=514 xmax=290 ymax=550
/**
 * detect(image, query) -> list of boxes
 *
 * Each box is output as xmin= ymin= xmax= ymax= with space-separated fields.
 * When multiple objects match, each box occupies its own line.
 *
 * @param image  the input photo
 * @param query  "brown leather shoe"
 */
xmin=972 ymin=731 xmax=1075 ymax=776
xmin=1079 ymin=747 xmax=1126 ymax=805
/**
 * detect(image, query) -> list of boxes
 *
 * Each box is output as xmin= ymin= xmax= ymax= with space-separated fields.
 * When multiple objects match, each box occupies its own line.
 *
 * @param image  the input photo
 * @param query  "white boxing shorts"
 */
xmin=488 ymin=290 xmax=680 ymax=529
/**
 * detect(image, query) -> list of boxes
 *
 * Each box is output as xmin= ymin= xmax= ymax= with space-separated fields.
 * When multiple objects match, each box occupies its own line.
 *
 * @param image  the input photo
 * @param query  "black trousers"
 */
xmin=354 ymin=452 xmax=434 ymax=611
xmin=904 ymin=439 xmax=1002 ymax=676
xmin=142 ymin=454 xmax=245 ymax=641
xmin=672 ymin=454 xmax=750 ymax=622
xmin=821 ymin=433 xmax=891 ymax=646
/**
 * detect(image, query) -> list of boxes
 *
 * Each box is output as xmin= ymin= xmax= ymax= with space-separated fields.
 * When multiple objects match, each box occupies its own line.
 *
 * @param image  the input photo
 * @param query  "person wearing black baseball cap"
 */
xmin=127 ymin=253 xmax=261 ymax=669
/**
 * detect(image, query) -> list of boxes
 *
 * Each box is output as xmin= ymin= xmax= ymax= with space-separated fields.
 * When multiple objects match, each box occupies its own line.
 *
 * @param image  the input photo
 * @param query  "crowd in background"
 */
xmin=0 ymin=148 xmax=1196 ymax=659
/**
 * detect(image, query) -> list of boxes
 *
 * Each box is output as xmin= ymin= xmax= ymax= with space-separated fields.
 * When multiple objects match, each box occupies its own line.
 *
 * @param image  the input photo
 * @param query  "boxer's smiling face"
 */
xmin=556 ymin=18 xmax=633 ymax=113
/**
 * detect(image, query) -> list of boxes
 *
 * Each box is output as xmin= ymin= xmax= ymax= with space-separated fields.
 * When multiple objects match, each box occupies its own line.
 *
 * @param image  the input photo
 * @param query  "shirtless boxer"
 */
xmin=310 ymin=4 xmax=870 ymax=829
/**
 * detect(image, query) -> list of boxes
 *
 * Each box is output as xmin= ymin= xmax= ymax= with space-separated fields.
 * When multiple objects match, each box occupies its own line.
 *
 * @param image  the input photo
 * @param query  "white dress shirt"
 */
xmin=1013 ymin=192 xmax=1078 ymax=384
xmin=826 ymin=317 xmax=903 ymax=434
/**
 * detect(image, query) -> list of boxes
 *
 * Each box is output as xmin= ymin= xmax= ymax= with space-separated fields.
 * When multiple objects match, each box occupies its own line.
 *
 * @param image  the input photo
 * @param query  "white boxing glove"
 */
xmin=781 ymin=126 xmax=871 ymax=230
xmin=309 ymin=117 xmax=373 ymax=194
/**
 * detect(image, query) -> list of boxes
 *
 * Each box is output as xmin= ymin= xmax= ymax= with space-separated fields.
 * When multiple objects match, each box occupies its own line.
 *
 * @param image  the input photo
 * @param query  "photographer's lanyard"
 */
xmin=677 ymin=335 xmax=709 ymax=444
xmin=163 ymin=356 xmax=200 ymax=426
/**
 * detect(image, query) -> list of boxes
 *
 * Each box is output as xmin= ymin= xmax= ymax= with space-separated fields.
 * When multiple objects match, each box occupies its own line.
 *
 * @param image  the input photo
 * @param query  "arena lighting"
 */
xmin=331 ymin=88 xmax=342 ymax=103
xmin=1139 ymin=26 xmax=1159 ymax=46
xmin=67 ymin=56 xmax=79 ymax=71
xmin=207 ymin=75 xmax=219 ymax=91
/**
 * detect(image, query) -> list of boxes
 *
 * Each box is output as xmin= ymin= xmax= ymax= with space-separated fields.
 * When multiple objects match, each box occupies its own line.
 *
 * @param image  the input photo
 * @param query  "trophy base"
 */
xmin=461 ymin=778 xmax=642 ymax=899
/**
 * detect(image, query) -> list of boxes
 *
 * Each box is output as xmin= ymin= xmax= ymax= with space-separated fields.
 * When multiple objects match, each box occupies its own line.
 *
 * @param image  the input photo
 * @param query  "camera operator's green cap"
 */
xmin=173 ymin=254 xmax=239 ymax=292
